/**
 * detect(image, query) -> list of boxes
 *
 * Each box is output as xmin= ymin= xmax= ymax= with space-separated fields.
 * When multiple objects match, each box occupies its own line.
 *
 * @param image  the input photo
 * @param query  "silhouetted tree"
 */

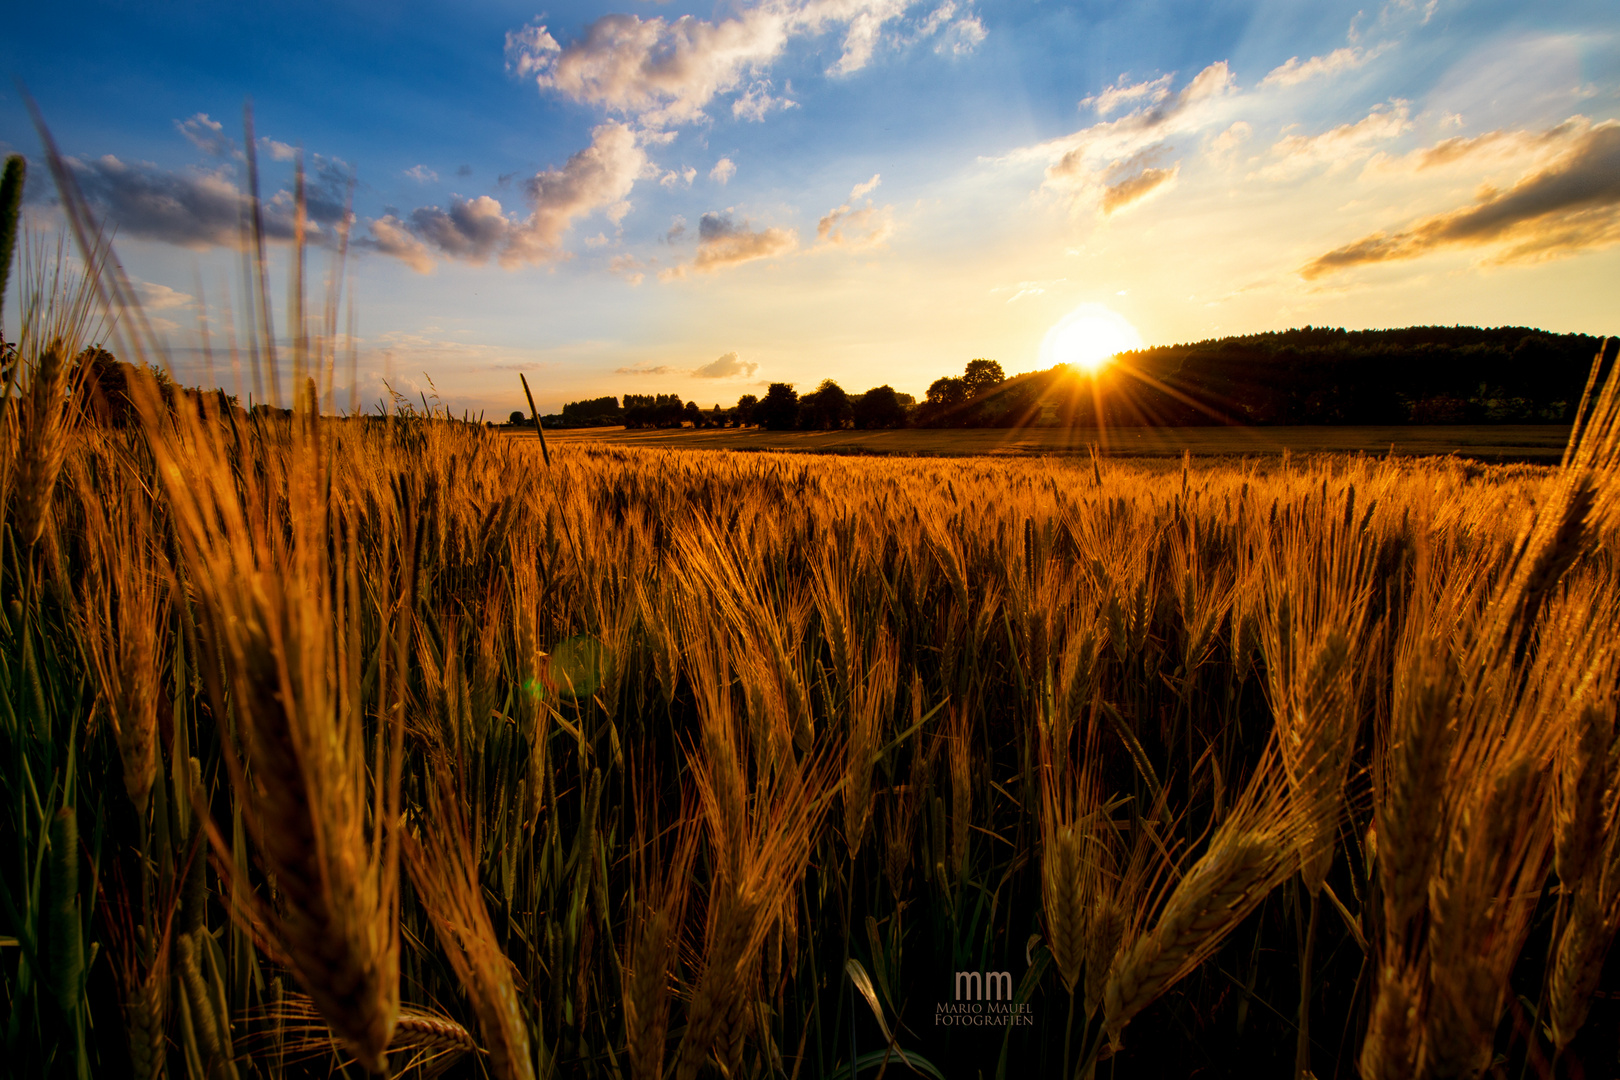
xmin=684 ymin=400 xmax=704 ymax=427
xmin=963 ymin=358 xmax=1005 ymax=397
xmin=915 ymin=375 xmax=969 ymax=426
xmin=623 ymin=392 xmax=686 ymax=428
xmin=758 ymin=383 xmax=800 ymax=430
xmin=801 ymin=379 xmax=853 ymax=430
xmin=735 ymin=394 xmax=759 ymax=426
xmin=509 ymin=410 xmax=527 ymax=426
xmin=927 ymin=376 xmax=967 ymax=408
xmin=853 ymin=384 xmax=907 ymax=429
xmin=560 ymin=395 xmax=621 ymax=426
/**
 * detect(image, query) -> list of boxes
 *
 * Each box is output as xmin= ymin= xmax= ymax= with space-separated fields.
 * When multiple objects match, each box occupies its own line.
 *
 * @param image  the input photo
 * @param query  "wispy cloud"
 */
xmin=1081 ymin=74 xmax=1172 ymax=117
xmin=610 ymin=253 xmax=648 ymax=285
xmin=659 ymin=165 xmax=697 ymax=188
xmin=134 ymin=280 xmax=196 ymax=311
xmin=710 ymin=157 xmax=736 ymax=184
xmin=990 ymin=277 xmax=1066 ymax=303
xmin=1019 ymin=61 xmax=1234 ymax=216
xmin=1253 ymin=101 xmax=1410 ymax=180
xmin=1303 ymin=118 xmax=1620 ymax=277
xmin=616 ymin=350 xmax=760 ymax=377
xmin=258 ymin=137 xmax=298 ymax=163
xmin=1100 ymin=159 xmax=1178 ymax=213
xmin=1260 ymin=45 xmax=1383 ymax=88
xmin=176 ymin=113 xmax=230 ymax=157
xmin=404 ymin=164 xmax=439 ymax=183
xmin=733 ymin=79 xmax=798 ymax=122
xmin=694 ymin=350 xmax=759 ymax=377
xmin=817 ymin=174 xmax=894 ymax=248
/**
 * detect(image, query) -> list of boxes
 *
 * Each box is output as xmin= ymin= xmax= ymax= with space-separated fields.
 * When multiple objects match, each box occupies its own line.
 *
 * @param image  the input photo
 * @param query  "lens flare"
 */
xmin=1038 ymin=304 xmax=1144 ymax=373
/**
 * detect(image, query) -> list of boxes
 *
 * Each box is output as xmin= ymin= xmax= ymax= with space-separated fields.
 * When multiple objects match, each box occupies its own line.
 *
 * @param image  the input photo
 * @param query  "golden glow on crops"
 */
xmin=1038 ymin=304 xmax=1144 ymax=374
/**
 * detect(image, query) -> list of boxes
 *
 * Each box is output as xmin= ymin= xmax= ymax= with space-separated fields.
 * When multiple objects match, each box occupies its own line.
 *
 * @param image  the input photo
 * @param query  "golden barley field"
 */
xmin=4 ymin=155 xmax=1620 ymax=1080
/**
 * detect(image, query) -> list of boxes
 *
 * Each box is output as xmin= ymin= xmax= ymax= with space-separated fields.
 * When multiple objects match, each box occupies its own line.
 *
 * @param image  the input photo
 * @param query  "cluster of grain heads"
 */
xmin=1257 ymin=479 xmax=1377 ymax=1078
xmin=130 ymin=361 xmax=405 ymax=1072
xmin=403 ymin=751 xmax=535 ymax=1080
xmin=623 ymin=773 xmax=700 ymax=1080
xmin=1100 ymin=745 xmax=1310 ymax=1063
xmin=1361 ymin=340 xmax=1620 ymax=1079
xmin=72 ymin=448 xmax=168 ymax=815
xmin=1547 ymin=699 xmax=1620 ymax=1056
xmin=674 ymin=630 xmax=838 ymax=1080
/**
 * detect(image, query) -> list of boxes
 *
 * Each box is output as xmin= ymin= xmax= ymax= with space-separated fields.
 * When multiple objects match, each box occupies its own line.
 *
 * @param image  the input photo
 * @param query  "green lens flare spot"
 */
xmin=541 ymin=635 xmax=609 ymax=701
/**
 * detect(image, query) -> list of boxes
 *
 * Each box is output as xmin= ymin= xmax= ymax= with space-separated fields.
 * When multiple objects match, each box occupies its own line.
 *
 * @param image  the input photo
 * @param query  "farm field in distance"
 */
xmin=523 ymin=422 xmax=1578 ymax=462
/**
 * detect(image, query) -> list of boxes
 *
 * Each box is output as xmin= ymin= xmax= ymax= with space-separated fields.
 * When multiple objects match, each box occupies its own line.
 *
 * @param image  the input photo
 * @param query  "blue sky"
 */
xmin=3 ymin=0 xmax=1617 ymax=415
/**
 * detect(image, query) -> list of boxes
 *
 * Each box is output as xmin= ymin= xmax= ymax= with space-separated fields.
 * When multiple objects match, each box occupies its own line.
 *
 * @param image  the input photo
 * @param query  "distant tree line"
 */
xmin=517 ymin=326 xmax=1612 ymax=434
xmin=1089 ymin=325 xmax=1608 ymax=426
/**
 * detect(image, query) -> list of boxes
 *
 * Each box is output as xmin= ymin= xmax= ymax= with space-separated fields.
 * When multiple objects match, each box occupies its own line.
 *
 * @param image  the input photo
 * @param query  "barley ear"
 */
xmin=1550 ymin=884 xmax=1619 ymax=1053
xmin=1084 ymin=899 xmax=1125 ymax=1021
xmin=1103 ymin=832 xmax=1276 ymax=1046
xmin=1358 ymin=963 xmax=1421 ymax=1080
xmin=1555 ymin=704 xmax=1613 ymax=891
xmin=1040 ymin=822 xmax=1085 ymax=994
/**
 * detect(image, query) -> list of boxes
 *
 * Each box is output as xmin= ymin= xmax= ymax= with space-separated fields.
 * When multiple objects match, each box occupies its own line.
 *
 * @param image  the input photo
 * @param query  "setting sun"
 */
xmin=1038 ymin=304 xmax=1146 ymax=374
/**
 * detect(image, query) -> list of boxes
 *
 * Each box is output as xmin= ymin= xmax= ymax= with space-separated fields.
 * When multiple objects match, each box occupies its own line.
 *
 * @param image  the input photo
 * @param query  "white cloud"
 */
xmin=517 ymin=122 xmax=647 ymax=260
xmin=661 ymin=212 xmax=798 ymax=278
xmin=935 ymin=14 xmax=985 ymax=56
xmin=1260 ymin=46 xmax=1383 ymax=88
xmin=908 ymin=1 xmax=985 ymax=57
xmin=694 ymin=350 xmax=759 ymax=377
xmin=404 ymin=164 xmax=439 ymax=183
xmin=991 ymin=278 xmax=1066 ymax=303
xmin=660 ymin=166 xmax=698 ymax=188
xmin=815 ymin=176 xmax=892 ymax=248
xmin=364 ymin=216 xmax=436 ymax=272
xmin=710 ymin=157 xmax=737 ymax=184
xmin=135 ymin=281 xmax=196 ymax=311
xmin=1208 ymin=121 xmax=1252 ymax=165
xmin=733 ymin=80 xmax=799 ymax=122
xmin=506 ymin=10 xmax=794 ymax=128
xmin=504 ymin=1 xmax=960 ymax=129
xmin=381 ymin=122 xmax=648 ymax=269
xmin=258 ymin=137 xmax=298 ymax=162
xmin=1081 ymin=74 xmax=1173 ymax=117
xmin=609 ymin=253 xmax=648 ymax=285
xmin=616 ymin=350 xmax=760 ymax=376
xmin=176 ymin=113 xmax=230 ymax=157
xmin=826 ymin=0 xmax=912 ymax=76
xmin=817 ymin=202 xmax=895 ymax=248
xmin=1255 ymin=101 xmax=1411 ymax=180
xmin=1011 ymin=62 xmax=1233 ymax=216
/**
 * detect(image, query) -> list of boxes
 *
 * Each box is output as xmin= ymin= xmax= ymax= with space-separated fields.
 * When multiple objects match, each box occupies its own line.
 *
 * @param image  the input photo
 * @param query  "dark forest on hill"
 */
xmin=1092 ymin=325 xmax=1606 ymax=426
xmin=538 ymin=325 xmax=1608 ymax=430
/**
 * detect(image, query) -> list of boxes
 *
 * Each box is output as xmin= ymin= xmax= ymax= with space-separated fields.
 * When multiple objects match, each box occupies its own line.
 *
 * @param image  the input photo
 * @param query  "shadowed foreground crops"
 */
xmin=6 ymin=339 xmax=1620 ymax=1079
